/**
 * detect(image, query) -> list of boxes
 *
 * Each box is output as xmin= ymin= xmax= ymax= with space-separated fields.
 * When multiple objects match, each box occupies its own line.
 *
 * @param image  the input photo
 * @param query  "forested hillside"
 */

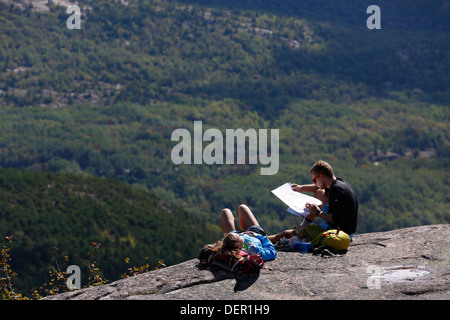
xmin=0 ymin=167 xmax=219 ymax=295
xmin=0 ymin=0 xmax=448 ymax=296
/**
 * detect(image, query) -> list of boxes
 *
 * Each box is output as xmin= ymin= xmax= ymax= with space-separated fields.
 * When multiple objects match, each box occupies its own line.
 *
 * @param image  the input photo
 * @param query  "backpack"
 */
xmin=197 ymin=247 xmax=264 ymax=274
xmin=303 ymin=225 xmax=351 ymax=251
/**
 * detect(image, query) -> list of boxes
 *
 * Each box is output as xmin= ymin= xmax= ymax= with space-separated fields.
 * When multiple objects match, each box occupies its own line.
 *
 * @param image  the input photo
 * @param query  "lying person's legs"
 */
xmin=221 ymin=208 xmax=240 ymax=235
xmin=238 ymin=204 xmax=260 ymax=230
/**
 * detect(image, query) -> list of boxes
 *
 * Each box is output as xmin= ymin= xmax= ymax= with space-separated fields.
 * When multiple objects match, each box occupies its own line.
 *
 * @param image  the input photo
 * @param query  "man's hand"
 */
xmin=291 ymin=183 xmax=302 ymax=192
xmin=305 ymin=202 xmax=320 ymax=221
xmin=305 ymin=202 xmax=320 ymax=213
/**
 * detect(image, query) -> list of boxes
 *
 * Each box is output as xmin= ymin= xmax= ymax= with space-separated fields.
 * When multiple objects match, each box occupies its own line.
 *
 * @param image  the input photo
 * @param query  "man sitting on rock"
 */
xmin=269 ymin=160 xmax=358 ymax=243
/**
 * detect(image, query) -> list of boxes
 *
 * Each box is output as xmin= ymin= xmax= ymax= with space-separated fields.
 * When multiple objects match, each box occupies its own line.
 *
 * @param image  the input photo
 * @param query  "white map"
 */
xmin=271 ymin=182 xmax=322 ymax=217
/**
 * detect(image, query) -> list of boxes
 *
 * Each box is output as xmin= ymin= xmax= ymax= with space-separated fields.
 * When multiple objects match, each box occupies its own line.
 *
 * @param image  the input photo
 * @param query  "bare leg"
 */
xmin=221 ymin=208 xmax=240 ymax=235
xmin=314 ymin=189 xmax=327 ymax=207
xmin=238 ymin=204 xmax=260 ymax=230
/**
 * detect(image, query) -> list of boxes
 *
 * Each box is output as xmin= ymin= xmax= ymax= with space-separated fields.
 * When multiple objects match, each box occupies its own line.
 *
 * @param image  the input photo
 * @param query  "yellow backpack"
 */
xmin=303 ymin=225 xmax=351 ymax=251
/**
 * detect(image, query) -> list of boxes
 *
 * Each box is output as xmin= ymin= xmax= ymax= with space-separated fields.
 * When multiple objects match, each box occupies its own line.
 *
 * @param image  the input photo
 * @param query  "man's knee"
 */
xmin=314 ymin=189 xmax=326 ymax=203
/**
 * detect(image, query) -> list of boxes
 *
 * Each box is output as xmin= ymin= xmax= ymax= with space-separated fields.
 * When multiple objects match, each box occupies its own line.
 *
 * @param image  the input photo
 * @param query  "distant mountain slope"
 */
xmin=0 ymin=1 xmax=448 ymax=299
xmin=176 ymin=0 xmax=450 ymax=31
xmin=1 ymin=0 xmax=449 ymax=110
xmin=0 ymin=167 xmax=220 ymax=296
xmin=0 ymin=0 xmax=448 ymax=233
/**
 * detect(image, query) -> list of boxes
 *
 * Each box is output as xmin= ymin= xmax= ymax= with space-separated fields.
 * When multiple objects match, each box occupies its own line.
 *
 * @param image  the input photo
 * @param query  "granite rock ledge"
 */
xmin=43 ymin=224 xmax=449 ymax=300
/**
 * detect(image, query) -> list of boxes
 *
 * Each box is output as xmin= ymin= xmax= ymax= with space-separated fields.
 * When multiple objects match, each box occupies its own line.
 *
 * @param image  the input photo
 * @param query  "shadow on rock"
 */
xmin=196 ymin=263 xmax=260 ymax=292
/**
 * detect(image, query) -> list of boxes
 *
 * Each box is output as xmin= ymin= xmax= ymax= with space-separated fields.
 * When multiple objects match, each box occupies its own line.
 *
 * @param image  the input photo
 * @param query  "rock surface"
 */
xmin=43 ymin=224 xmax=449 ymax=300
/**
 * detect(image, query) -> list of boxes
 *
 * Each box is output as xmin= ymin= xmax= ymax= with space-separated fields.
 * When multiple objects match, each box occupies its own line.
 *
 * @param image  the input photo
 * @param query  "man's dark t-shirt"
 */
xmin=328 ymin=177 xmax=358 ymax=235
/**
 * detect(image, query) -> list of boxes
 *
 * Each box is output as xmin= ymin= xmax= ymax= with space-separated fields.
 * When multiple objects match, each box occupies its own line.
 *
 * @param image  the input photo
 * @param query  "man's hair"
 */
xmin=310 ymin=160 xmax=334 ymax=178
